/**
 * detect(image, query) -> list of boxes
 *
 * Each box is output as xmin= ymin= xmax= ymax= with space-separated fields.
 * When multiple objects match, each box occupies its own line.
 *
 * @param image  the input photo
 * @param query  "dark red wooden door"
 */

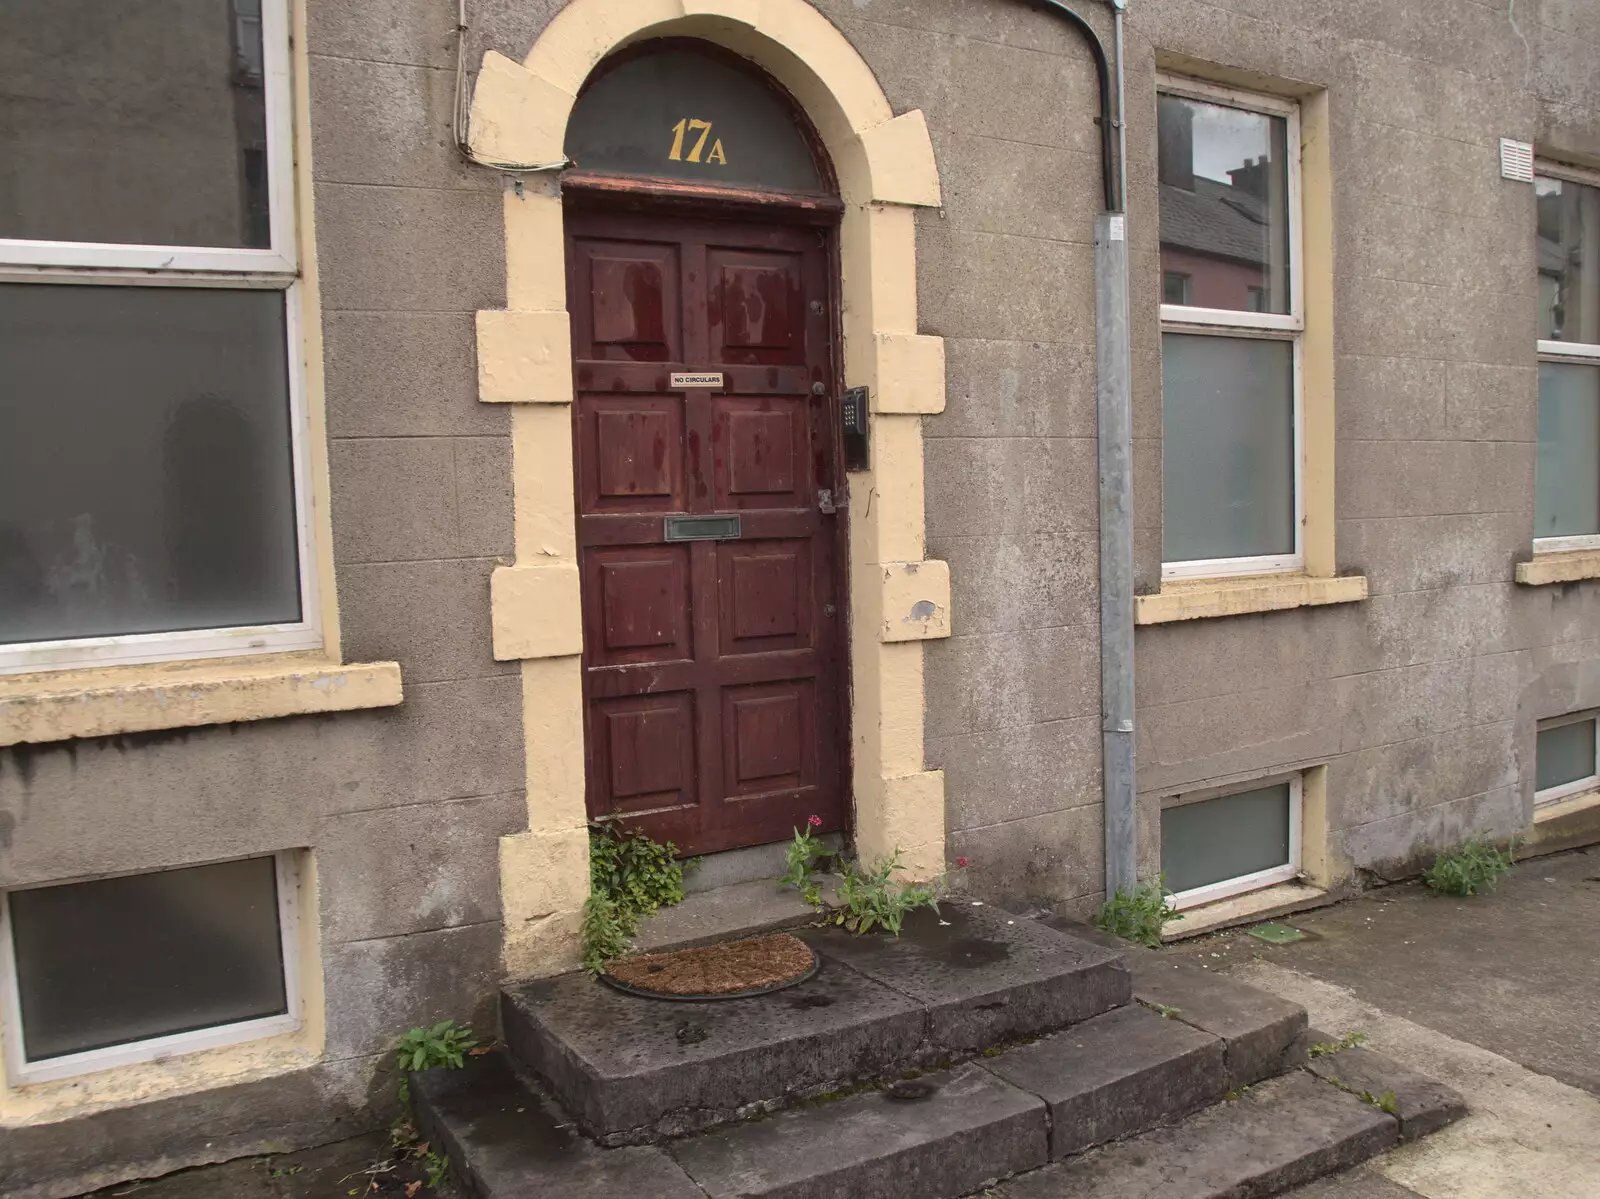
xmin=567 ymin=207 xmax=846 ymax=857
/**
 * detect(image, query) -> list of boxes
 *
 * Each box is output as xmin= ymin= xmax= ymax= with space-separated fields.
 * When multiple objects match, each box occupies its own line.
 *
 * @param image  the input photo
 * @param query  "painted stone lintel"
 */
xmin=880 ymin=561 xmax=952 ymax=642
xmin=871 ymin=333 xmax=946 ymax=414
xmin=854 ymin=110 xmax=943 ymax=207
xmin=477 ymin=309 xmax=574 ymax=405
xmin=491 ymin=564 xmax=583 ymax=660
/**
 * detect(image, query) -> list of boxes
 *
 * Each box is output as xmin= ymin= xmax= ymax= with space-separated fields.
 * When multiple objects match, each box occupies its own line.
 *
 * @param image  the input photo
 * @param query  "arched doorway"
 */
xmin=562 ymin=41 xmax=848 ymax=857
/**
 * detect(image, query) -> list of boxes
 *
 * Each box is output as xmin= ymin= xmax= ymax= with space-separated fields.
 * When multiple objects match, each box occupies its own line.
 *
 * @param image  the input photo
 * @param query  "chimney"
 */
xmin=1157 ymin=96 xmax=1195 ymax=191
xmin=1227 ymin=156 xmax=1271 ymax=199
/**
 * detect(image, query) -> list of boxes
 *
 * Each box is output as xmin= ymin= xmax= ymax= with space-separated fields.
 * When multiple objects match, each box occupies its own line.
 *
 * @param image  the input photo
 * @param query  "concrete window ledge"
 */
xmin=1161 ymin=880 xmax=1333 ymax=942
xmin=1134 ymin=573 xmax=1368 ymax=625
xmin=0 ymin=657 xmax=403 ymax=748
xmin=1515 ymin=549 xmax=1600 ymax=586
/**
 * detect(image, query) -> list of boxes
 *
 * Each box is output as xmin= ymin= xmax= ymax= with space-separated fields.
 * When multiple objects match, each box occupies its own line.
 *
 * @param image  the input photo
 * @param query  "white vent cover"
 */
xmin=1500 ymin=138 xmax=1535 ymax=182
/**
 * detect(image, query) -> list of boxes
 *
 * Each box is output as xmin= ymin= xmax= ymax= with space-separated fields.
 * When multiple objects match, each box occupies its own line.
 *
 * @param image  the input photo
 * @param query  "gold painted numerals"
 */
xmin=668 ymin=118 xmax=727 ymax=165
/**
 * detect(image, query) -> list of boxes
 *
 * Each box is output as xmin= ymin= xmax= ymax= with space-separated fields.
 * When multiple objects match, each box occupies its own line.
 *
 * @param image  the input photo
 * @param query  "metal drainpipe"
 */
xmin=1017 ymin=0 xmax=1137 ymax=900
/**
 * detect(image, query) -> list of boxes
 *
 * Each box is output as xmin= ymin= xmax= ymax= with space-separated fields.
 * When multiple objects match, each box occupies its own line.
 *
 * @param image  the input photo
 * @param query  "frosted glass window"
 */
xmin=1162 ymin=783 xmax=1292 ymax=896
xmin=1536 ymin=719 xmax=1597 ymax=796
xmin=1536 ymin=177 xmax=1600 ymax=346
xmin=1162 ymin=333 xmax=1296 ymax=562
xmin=0 ymin=284 xmax=302 ymax=645
xmin=8 ymin=856 xmax=288 ymax=1062
xmin=0 ymin=0 xmax=271 ymax=248
xmin=1535 ymin=362 xmax=1600 ymax=538
xmin=1158 ymin=94 xmax=1290 ymax=315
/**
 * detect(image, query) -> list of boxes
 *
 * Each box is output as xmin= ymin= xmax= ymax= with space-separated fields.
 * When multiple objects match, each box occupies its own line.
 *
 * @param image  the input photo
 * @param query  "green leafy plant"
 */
xmin=1423 ymin=834 xmax=1514 ymax=896
xmin=423 ymin=1148 xmax=450 ymax=1190
xmin=780 ymin=821 xmax=944 ymax=935
xmin=1309 ymin=1030 xmax=1369 ymax=1058
xmin=1359 ymin=1088 xmax=1400 ymax=1115
xmin=581 ymin=890 xmax=636 ymax=974
xmin=581 ymin=823 xmax=695 ymax=973
xmin=783 ymin=816 xmax=827 ymax=906
xmin=397 ymin=1020 xmax=476 ymax=1073
xmin=1146 ymin=1002 xmax=1183 ymax=1020
xmin=1095 ymin=876 xmax=1181 ymax=948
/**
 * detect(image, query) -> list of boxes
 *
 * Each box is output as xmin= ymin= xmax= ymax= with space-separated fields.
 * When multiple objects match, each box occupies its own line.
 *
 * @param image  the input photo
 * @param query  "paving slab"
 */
xmin=800 ymin=905 xmax=1130 ymax=1054
xmin=1166 ymin=847 xmax=1600 ymax=1098
xmin=996 ymin=1071 xmax=1399 ymax=1199
xmin=412 ymin=1053 xmax=703 ymax=1199
xmin=1282 ymin=1165 xmax=1429 ymax=1198
xmin=1304 ymin=1037 xmax=1468 ymax=1141
xmin=669 ymin=1061 xmax=1047 ymax=1199
xmin=982 ymin=1003 xmax=1226 ymax=1158
xmin=502 ymin=958 xmax=927 ymax=1142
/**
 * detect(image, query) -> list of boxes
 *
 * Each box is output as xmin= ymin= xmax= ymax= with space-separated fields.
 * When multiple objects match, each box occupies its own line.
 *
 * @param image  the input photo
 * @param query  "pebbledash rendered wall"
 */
xmin=4 ymin=0 xmax=1600 ymax=1195
xmin=887 ymin=0 xmax=1600 ymax=911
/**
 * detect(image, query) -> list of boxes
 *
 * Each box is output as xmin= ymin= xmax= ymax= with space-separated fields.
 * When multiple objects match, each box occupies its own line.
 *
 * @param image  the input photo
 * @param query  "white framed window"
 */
xmin=1157 ymin=78 xmax=1304 ymax=580
xmin=1160 ymin=775 xmax=1303 ymax=910
xmin=1534 ymin=712 xmax=1600 ymax=806
xmin=1534 ymin=162 xmax=1600 ymax=553
xmin=0 ymin=0 xmax=321 ymax=676
xmin=0 ymin=853 xmax=301 ymax=1084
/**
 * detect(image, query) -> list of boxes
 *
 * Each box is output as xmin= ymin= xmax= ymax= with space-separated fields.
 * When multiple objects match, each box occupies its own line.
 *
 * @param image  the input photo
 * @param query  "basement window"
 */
xmin=1535 ymin=713 xmax=1600 ymax=806
xmin=0 ymin=854 xmax=299 ymax=1084
xmin=1160 ymin=778 xmax=1301 ymax=909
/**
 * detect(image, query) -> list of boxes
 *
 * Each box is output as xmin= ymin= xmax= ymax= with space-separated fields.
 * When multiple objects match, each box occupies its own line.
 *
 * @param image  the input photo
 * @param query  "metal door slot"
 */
xmin=664 ymin=514 xmax=742 ymax=542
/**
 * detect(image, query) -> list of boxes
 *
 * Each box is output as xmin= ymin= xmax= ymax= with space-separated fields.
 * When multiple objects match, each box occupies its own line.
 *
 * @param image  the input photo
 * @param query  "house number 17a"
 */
xmin=669 ymin=118 xmax=727 ymax=165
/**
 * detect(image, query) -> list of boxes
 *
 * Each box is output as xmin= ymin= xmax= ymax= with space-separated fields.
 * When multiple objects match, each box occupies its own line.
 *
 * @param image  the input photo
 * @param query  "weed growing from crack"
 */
xmin=1095 ymin=876 xmax=1181 ymax=948
xmin=1146 ymin=1002 xmax=1183 ymax=1020
xmin=1423 ymin=834 xmax=1515 ymax=896
xmin=1309 ymin=1030 xmax=1369 ymax=1058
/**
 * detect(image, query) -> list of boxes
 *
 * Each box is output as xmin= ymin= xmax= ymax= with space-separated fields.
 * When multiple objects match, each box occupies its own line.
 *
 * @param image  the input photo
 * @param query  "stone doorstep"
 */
xmin=413 ymin=1013 xmax=1465 ymax=1199
xmin=503 ymin=905 xmax=1130 ymax=1143
xmin=983 ymin=1003 xmax=1228 ymax=1159
xmin=1048 ymin=918 xmax=1311 ymax=1090
xmin=1302 ymin=1032 xmax=1470 ymax=1142
xmin=996 ymin=1070 xmax=1402 ymax=1199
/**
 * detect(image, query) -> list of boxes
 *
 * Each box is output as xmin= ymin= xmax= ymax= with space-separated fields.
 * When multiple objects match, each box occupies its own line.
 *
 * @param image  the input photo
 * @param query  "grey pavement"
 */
xmin=1168 ymin=845 xmax=1600 ymax=1199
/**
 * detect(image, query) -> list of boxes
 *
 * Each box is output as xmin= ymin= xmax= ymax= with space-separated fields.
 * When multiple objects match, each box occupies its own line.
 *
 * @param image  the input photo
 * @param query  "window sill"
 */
xmin=1159 ymin=879 xmax=1332 ymax=942
xmin=0 ymin=655 xmax=403 ymax=748
xmin=1134 ymin=573 xmax=1368 ymax=625
xmin=1515 ymin=549 xmax=1600 ymax=586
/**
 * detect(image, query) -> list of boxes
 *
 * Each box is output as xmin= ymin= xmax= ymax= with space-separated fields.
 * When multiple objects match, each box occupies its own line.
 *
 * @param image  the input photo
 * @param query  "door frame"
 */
xmin=562 ymin=188 xmax=854 ymax=856
xmin=470 ymin=0 xmax=953 ymax=978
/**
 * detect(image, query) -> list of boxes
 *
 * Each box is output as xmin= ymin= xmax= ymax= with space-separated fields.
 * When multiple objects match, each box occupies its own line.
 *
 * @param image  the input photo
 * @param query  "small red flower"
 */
xmin=807 ymin=814 xmax=822 ymax=827
xmin=956 ymin=857 xmax=969 ymax=868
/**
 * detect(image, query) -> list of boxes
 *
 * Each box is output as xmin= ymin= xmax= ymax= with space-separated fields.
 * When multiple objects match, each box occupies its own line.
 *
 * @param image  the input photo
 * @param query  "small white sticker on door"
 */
xmin=671 ymin=372 xmax=724 ymax=388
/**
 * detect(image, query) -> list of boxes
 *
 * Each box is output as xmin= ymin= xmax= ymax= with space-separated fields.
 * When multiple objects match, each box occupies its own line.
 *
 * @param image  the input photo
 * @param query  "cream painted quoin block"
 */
xmin=472 ymin=0 xmax=953 ymax=977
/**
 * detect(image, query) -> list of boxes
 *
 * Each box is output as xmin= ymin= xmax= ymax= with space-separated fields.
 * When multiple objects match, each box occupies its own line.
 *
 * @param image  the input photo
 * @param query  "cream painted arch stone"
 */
xmin=472 ymin=0 xmax=952 ymax=978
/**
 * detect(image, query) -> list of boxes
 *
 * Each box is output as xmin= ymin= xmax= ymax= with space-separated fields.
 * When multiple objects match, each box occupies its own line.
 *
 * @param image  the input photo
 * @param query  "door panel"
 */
xmin=569 ymin=208 xmax=845 ymax=857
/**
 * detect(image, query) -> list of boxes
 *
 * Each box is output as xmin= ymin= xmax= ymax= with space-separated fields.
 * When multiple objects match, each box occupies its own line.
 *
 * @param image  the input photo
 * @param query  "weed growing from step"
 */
xmin=1423 ymin=834 xmax=1514 ymax=896
xmin=1360 ymin=1088 xmax=1400 ymax=1115
xmin=582 ymin=822 xmax=697 ymax=972
xmin=1309 ymin=1030 xmax=1369 ymax=1058
xmin=388 ymin=1019 xmax=477 ymax=1194
xmin=782 ymin=818 xmax=944 ymax=935
xmin=1094 ymin=876 xmax=1181 ymax=948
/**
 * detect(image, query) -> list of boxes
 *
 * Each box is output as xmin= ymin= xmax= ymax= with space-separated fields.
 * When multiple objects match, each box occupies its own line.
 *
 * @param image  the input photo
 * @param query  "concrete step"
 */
xmin=503 ymin=903 xmax=1130 ymax=1143
xmin=992 ymin=1070 xmax=1403 ymax=1199
xmin=1048 ymin=918 xmax=1310 ymax=1088
xmin=415 ymin=1015 xmax=1463 ymax=1199
xmin=984 ymin=1002 xmax=1227 ymax=1158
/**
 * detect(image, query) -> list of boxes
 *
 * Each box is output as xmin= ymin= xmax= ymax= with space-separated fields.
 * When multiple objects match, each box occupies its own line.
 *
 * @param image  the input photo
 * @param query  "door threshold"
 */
xmin=635 ymin=877 xmax=841 ymax=954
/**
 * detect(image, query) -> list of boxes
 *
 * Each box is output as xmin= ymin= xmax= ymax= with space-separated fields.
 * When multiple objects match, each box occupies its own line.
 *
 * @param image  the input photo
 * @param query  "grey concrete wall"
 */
xmin=7 ymin=0 xmax=1600 ymax=1191
xmin=0 ymin=2 xmax=533 ymax=1193
xmin=892 ymin=0 xmax=1600 ymax=909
